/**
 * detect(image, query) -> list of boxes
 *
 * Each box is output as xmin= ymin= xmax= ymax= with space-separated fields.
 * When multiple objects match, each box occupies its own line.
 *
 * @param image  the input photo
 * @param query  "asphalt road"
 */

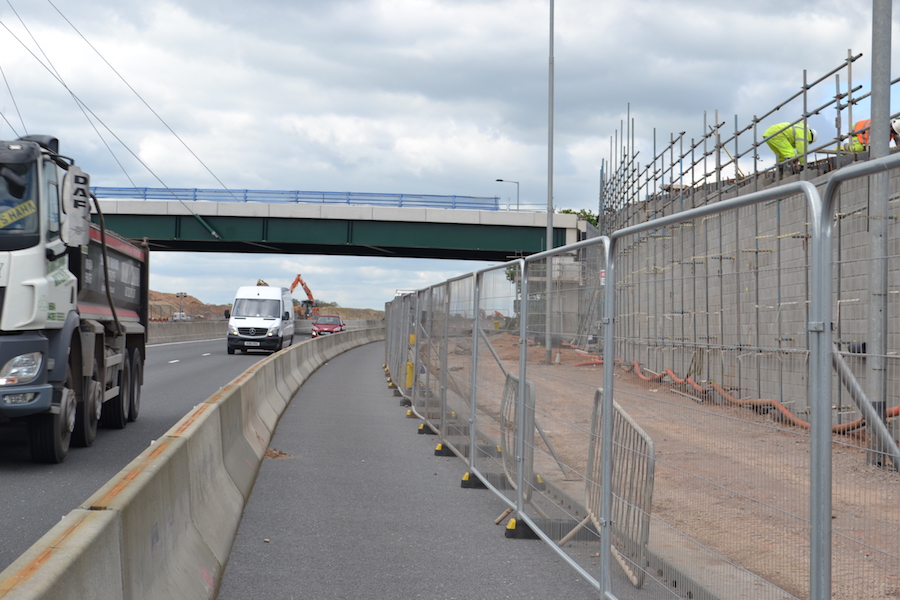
xmin=216 ymin=341 xmax=622 ymax=600
xmin=0 ymin=336 xmax=300 ymax=572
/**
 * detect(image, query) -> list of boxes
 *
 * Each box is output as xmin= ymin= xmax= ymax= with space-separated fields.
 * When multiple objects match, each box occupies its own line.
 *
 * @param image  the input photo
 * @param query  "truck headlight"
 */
xmin=0 ymin=352 xmax=42 ymax=385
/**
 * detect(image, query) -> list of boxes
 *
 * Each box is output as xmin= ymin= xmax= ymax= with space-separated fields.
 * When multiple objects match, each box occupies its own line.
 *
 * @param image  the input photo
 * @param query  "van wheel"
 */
xmin=227 ymin=347 xmax=235 ymax=355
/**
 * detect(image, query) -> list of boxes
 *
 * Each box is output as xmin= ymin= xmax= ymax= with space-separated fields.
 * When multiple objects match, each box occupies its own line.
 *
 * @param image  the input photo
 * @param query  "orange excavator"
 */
xmin=289 ymin=274 xmax=319 ymax=319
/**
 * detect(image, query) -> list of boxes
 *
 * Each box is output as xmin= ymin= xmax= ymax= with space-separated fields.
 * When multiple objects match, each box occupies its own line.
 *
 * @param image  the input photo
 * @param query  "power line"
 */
xmin=48 ymin=0 xmax=238 ymax=201
xmin=0 ymin=7 xmax=221 ymax=237
xmin=4 ymin=0 xmax=136 ymax=186
xmin=0 ymin=62 xmax=24 ymax=137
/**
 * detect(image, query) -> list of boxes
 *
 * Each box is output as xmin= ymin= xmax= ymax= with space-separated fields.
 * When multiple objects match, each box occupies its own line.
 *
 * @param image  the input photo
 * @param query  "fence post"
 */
xmin=598 ymin=235 xmax=615 ymax=595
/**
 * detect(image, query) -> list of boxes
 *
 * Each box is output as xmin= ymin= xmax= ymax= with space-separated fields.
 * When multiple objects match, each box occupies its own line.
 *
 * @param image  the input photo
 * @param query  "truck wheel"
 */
xmin=128 ymin=348 xmax=142 ymax=422
xmin=100 ymin=352 xmax=131 ymax=429
xmin=28 ymin=366 xmax=76 ymax=463
xmin=73 ymin=361 xmax=102 ymax=447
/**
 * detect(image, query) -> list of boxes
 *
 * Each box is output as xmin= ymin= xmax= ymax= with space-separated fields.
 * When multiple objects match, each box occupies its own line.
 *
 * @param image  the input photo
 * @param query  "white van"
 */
xmin=225 ymin=285 xmax=295 ymax=354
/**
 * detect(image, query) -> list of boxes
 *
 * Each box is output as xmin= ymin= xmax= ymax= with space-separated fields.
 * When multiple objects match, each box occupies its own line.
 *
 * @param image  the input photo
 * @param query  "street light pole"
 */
xmin=495 ymin=179 xmax=520 ymax=210
xmin=545 ymin=0 xmax=555 ymax=363
xmin=176 ymin=291 xmax=187 ymax=316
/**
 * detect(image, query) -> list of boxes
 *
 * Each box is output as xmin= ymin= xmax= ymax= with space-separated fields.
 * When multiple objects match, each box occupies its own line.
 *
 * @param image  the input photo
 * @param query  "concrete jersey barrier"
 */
xmin=147 ymin=319 xmax=381 ymax=344
xmin=0 ymin=327 xmax=386 ymax=600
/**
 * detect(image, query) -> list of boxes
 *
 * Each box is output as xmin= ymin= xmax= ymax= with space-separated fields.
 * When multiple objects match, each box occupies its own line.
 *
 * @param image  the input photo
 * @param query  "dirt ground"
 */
xmin=437 ymin=331 xmax=900 ymax=600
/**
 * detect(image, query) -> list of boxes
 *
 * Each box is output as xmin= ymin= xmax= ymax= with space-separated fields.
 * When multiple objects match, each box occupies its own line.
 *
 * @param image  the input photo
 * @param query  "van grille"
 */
xmin=238 ymin=327 xmax=265 ymax=336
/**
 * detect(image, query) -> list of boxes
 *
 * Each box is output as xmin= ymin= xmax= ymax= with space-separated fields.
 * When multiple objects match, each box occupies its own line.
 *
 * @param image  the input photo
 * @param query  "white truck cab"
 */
xmin=225 ymin=285 xmax=294 ymax=354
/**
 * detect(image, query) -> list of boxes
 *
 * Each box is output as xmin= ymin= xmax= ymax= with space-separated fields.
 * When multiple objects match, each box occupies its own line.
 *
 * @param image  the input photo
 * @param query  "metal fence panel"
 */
xmin=384 ymin=155 xmax=900 ymax=600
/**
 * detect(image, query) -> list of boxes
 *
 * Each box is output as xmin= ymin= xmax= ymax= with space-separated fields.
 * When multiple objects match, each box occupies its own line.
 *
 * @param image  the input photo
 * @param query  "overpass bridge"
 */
xmin=92 ymin=187 xmax=588 ymax=261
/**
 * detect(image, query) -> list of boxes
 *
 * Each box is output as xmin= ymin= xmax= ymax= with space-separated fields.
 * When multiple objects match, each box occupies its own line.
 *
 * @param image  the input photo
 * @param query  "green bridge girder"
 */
xmin=97 ymin=212 xmax=571 ymax=261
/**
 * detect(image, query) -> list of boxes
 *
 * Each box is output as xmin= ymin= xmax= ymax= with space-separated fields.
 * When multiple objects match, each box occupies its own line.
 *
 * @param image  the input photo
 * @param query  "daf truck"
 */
xmin=0 ymin=135 xmax=148 ymax=463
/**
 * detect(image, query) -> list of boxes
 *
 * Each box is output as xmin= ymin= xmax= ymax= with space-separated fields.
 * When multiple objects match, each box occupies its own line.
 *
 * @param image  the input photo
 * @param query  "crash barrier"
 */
xmin=147 ymin=319 xmax=381 ymax=344
xmin=0 ymin=327 xmax=385 ymax=600
xmin=384 ymin=153 xmax=900 ymax=600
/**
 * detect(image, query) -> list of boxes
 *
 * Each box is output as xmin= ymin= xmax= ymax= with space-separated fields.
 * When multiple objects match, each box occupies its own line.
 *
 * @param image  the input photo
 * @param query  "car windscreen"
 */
xmin=232 ymin=298 xmax=281 ymax=318
xmin=316 ymin=317 xmax=341 ymax=324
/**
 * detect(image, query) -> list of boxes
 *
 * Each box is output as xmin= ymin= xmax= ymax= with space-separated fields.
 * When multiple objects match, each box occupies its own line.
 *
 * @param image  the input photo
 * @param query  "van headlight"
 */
xmin=228 ymin=324 xmax=238 ymax=335
xmin=0 ymin=352 xmax=42 ymax=385
xmin=267 ymin=324 xmax=279 ymax=337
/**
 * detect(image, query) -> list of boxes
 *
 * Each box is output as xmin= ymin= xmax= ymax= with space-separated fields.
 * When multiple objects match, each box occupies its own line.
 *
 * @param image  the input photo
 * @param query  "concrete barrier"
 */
xmin=0 ymin=327 xmax=385 ymax=600
xmin=148 ymin=319 xmax=381 ymax=345
xmin=148 ymin=321 xmax=227 ymax=345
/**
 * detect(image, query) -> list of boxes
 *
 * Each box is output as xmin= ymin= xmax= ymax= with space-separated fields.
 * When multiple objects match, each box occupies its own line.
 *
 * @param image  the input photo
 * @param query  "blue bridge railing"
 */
xmin=92 ymin=187 xmax=501 ymax=211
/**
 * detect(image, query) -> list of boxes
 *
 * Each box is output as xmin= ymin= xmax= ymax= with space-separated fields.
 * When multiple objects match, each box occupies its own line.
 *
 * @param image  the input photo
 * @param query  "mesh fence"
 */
xmin=385 ymin=155 xmax=900 ymax=600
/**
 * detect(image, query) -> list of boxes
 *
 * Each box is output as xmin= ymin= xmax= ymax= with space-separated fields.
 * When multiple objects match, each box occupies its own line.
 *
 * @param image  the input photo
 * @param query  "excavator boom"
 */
xmin=289 ymin=274 xmax=319 ymax=318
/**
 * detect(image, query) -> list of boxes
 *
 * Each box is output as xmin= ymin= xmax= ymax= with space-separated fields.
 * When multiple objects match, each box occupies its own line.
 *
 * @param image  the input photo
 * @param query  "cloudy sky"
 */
xmin=0 ymin=1 xmax=892 ymax=308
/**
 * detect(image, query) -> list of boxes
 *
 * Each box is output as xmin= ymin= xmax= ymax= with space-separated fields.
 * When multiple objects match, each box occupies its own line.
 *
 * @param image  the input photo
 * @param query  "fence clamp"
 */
xmin=808 ymin=321 xmax=825 ymax=332
xmin=601 ymin=317 xmax=611 ymax=325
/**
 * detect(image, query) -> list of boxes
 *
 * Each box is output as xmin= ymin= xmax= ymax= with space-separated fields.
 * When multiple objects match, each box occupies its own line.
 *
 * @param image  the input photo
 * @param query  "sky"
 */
xmin=0 ymin=0 xmax=893 ymax=308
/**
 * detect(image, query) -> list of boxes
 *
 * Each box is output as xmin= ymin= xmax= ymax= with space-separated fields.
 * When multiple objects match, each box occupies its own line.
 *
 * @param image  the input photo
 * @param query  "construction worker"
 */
xmin=764 ymin=122 xmax=817 ymax=166
xmin=843 ymin=118 xmax=900 ymax=152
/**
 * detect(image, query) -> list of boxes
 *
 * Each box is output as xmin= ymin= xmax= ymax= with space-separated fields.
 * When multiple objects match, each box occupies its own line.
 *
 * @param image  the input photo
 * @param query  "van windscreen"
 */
xmin=232 ymin=298 xmax=281 ymax=318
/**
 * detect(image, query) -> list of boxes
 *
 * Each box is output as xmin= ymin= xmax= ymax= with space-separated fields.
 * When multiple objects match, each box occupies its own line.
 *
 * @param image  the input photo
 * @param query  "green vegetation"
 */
xmin=558 ymin=208 xmax=598 ymax=228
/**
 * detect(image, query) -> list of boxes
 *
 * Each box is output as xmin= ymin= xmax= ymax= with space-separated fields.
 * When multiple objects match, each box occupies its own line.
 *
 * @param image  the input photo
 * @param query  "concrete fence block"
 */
xmin=312 ymin=335 xmax=327 ymax=367
xmin=81 ymin=436 xmax=221 ymax=600
xmin=290 ymin=341 xmax=310 ymax=384
xmin=210 ymin=378 xmax=265 ymax=500
xmin=277 ymin=351 xmax=300 ymax=395
xmin=165 ymin=402 xmax=244 ymax=567
xmin=269 ymin=356 xmax=293 ymax=411
xmin=242 ymin=365 xmax=278 ymax=438
xmin=0 ymin=510 xmax=123 ymax=600
xmin=256 ymin=360 xmax=288 ymax=416
xmin=323 ymin=334 xmax=342 ymax=361
xmin=292 ymin=344 xmax=308 ymax=383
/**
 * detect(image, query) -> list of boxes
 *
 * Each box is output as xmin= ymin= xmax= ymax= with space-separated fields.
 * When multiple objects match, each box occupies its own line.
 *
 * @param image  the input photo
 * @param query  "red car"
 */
xmin=311 ymin=315 xmax=345 ymax=337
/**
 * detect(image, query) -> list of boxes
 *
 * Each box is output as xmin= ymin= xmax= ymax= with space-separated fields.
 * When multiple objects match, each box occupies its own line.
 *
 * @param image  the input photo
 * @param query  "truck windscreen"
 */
xmin=0 ymin=162 xmax=39 ymax=251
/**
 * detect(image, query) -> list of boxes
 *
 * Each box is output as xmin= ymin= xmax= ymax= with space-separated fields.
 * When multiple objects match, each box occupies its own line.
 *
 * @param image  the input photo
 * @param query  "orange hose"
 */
xmin=625 ymin=360 xmax=899 ymax=435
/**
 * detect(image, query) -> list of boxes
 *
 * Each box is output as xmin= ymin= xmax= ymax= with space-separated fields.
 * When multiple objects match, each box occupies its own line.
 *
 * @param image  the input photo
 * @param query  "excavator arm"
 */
xmin=289 ymin=274 xmax=319 ymax=318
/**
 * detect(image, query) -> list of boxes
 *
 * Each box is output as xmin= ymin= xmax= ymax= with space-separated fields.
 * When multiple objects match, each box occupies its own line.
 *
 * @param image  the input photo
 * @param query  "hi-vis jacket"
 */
xmin=847 ymin=119 xmax=871 ymax=152
xmin=764 ymin=123 xmax=814 ymax=163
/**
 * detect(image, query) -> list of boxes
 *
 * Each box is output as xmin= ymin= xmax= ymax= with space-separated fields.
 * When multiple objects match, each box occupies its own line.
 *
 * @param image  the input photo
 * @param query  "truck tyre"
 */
xmin=73 ymin=361 xmax=102 ymax=447
xmin=100 ymin=352 xmax=131 ymax=429
xmin=128 ymin=348 xmax=142 ymax=422
xmin=28 ymin=365 xmax=77 ymax=464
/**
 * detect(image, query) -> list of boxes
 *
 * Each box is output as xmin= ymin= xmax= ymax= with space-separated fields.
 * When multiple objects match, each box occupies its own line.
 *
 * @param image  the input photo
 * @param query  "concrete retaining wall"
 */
xmin=608 ymin=168 xmax=900 ymax=426
xmin=0 ymin=327 xmax=386 ymax=600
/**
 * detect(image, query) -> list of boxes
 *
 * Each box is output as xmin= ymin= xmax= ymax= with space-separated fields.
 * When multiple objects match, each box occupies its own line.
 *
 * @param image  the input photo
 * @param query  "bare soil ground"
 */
xmin=441 ymin=331 xmax=900 ymax=600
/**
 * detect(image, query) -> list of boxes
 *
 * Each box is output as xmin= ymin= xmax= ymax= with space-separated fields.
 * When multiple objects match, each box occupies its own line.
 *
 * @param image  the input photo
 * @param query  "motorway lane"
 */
xmin=0 ymin=336 xmax=304 ymax=571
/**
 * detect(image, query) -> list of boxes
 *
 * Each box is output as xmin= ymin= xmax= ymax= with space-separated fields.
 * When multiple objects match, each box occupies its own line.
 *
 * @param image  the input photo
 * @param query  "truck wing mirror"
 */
xmin=61 ymin=166 xmax=91 ymax=247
